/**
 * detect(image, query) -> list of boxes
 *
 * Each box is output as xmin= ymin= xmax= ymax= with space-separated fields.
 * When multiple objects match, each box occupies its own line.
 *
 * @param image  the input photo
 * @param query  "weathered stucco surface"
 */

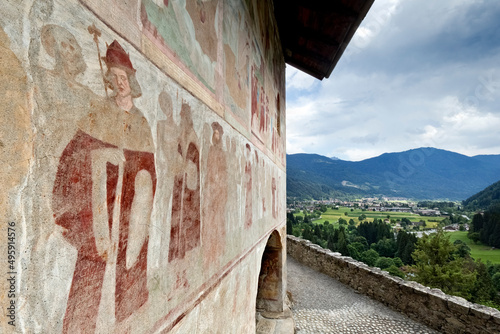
xmin=0 ymin=0 xmax=286 ymax=333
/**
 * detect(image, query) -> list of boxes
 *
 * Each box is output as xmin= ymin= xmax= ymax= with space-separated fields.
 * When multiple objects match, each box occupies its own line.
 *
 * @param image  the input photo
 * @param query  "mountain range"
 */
xmin=287 ymin=148 xmax=500 ymax=201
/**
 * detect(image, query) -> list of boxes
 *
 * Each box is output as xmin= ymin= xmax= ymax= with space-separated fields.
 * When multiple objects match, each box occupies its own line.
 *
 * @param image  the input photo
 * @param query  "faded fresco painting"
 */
xmin=141 ymin=0 xmax=220 ymax=92
xmin=223 ymin=0 xmax=251 ymax=123
xmin=31 ymin=21 xmax=157 ymax=332
xmin=168 ymin=102 xmax=201 ymax=264
xmin=0 ymin=23 xmax=32 ymax=333
xmin=1 ymin=0 xmax=286 ymax=332
xmin=202 ymin=121 xmax=228 ymax=272
xmin=228 ymin=0 xmax=285 ymax=162
xmin=140 ymin=0 xmax=285 ymax=164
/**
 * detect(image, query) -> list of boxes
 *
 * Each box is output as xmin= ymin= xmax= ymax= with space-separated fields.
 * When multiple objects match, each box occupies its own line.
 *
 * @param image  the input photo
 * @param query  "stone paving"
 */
xmin=287 ymin=256 xmax=440 ymax=334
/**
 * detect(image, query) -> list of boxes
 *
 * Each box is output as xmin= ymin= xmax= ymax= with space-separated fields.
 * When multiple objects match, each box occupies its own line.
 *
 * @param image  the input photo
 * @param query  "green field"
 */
xmin=296 ymin=207 xmax=443 ymax=228
xmin=294 ymin=207 xmax=500 ymax=264
xmin=446 ymin=231 xmax=500 ymax=264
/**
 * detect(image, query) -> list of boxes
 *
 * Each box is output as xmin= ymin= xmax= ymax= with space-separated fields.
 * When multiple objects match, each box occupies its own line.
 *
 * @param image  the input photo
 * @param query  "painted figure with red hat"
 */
xmin=101 ymin=39 xmax=156 ymax=323
xmin=104 ymin=40 xmax=143 ymax=112
xmin=51 ymin=38 xmax=156 ymax=332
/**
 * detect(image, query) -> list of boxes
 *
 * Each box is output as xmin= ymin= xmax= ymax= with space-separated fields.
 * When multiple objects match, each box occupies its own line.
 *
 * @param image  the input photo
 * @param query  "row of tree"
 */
xmin=412 ymin=230 xmax=500 ymax=305
xmin=288 ymin=212 xmax=500 ymax=310
xmin=287 ymin=213 xmax=418 ymax=278
xmin=469 ymin=205 xmax=500 ymax=248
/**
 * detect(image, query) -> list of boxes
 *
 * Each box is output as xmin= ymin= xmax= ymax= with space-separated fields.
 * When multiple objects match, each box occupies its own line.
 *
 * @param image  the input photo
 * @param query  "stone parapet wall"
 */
xmin=287 ymin=236 xmax=500 ymax=334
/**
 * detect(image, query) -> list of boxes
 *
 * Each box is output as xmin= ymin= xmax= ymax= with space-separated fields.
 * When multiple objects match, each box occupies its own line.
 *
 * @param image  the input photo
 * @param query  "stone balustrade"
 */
xmin=287 ymin=235 xmax=500 ymax=333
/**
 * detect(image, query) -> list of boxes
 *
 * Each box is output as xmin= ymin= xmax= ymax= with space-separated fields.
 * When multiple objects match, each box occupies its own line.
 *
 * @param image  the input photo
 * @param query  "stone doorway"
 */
xmin=255 ymin=230 xmax=294 ymax=333
xmin=257 ymin=230 xmax=283 ymax=313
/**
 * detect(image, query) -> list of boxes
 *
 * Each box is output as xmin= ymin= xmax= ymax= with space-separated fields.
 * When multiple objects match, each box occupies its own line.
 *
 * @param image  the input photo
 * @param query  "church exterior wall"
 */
xmin=0 ymin=0 xmax=286 ymax=332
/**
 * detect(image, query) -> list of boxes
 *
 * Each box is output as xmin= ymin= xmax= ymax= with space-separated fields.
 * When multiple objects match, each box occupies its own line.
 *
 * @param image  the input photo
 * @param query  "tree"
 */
xmin=303 ymin=214 xmax=311 ymax=225
xmin=286 ymin=219 xmax=293 ymax=235
xmin=348 ymin=242 xmax=367 ymax=260
xmin=396 ymin=231 xmax=417 ymax=265
xmin=468 ymin=232 xmax=480 ymax=244
xmin=352 ymin=236 xmax=369 ymax=250
xmin=453 ymin=240 xmax=471 ymax=259
xmin=387 ymin=265 xmax=405 ymax=279
xmin=470 ymin=261 xmax=497 ymax=304
xmin=302 ymin=225 xmax=313 ymax=241
xmin=371 ymin=238 xmax=397 ymax=258
xmin=411 ymin=229 xmax=476 ymax=299
xmin=357 ymin=219 xmax=392 ymax=246
xmin=360 ymin=249 xmax=379 ymax=267
xmin=314 ymin=224 xmax=322 ymax=239
xmin=492 ymin=272 xmax=500 ymax=292
xmin=375 ymin=257 xmax=394 ymax=270
xmin=393 ymin=257 xmax=404 ymax=268
xmin=347 ymin=244 xmax=361 ymax=260
xmin=401 ymin=217 xmax=411 ymax=225
xmin=336 ymin=227 xmax=349 ymax=255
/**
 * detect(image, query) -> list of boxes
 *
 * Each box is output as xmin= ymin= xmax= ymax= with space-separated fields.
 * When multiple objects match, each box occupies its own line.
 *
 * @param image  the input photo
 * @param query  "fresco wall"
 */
xmin=0 ymin=0 xmax=286 ymax=333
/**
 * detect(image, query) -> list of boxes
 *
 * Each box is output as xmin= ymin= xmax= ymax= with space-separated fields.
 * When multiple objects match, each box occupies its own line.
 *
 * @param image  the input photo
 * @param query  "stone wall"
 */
xmin=0 ymin=0 xmax=286 ymax=333
xmin=287 ymin=236 xmax=500 ymax=334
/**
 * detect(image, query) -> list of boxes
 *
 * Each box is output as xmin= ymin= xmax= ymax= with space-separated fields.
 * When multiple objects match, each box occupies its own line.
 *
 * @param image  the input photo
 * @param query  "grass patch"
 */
xmin=446 ymin=231 xmax=500 ymax=264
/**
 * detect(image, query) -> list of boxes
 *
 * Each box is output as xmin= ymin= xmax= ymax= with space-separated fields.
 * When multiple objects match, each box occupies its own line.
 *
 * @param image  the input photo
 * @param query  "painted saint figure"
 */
xmin=202 ymin=122 xmax=228 ymax=271
xmin=41 ymin=25 xmax=109 ymax=333
xmin=52 ymin=36 xmax=155 ymax=332
xmin=102 ymin=40 xmax=156 ymax=323
xmin=168 ymin=103 xmax=201 ymax=262
xmin=156 ymin=91 xmax=181 ymax=268
xmin=244 ymin=143 xmax=253 ymax=229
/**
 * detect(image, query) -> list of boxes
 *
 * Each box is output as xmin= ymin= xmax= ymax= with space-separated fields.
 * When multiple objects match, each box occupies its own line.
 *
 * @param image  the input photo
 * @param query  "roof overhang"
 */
xmin=274 ymin=0 xmax=375 ymax=80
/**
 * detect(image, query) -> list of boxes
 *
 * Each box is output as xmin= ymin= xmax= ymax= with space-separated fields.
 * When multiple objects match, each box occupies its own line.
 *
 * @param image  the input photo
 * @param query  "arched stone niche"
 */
xmin=256 ymin=230 xmax=284 ymax=313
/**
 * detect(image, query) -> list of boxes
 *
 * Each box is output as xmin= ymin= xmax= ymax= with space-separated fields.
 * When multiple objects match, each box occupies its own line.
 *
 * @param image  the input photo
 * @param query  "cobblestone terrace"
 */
xmin=287 ymin=256 xmax=440 ymax=334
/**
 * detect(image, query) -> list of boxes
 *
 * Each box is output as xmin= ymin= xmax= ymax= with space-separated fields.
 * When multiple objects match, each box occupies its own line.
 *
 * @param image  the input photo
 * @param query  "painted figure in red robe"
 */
xmin=52 ymin=37 xmax=155 ymax=333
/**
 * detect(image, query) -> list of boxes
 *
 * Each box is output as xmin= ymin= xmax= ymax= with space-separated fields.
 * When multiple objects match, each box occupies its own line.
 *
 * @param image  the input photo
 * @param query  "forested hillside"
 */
xmin=466 ymin=180 xmax=500 ymax=248
xmin=463 ymin=180 xmax=500 ymax=211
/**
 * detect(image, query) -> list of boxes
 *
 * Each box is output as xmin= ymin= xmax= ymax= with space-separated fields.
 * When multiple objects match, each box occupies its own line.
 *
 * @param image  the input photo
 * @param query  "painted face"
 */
xmin=56 ymin=33 xmax=86 ymax=76
xmin=110 ymin=67 xmax=131 ymax=98
xmin=212 ymin=129 xmax=220 ymax=144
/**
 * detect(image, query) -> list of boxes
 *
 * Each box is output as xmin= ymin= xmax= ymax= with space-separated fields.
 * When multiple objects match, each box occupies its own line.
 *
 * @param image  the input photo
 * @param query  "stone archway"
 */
xmin=256 ymin=230 xmax=284 ymax=313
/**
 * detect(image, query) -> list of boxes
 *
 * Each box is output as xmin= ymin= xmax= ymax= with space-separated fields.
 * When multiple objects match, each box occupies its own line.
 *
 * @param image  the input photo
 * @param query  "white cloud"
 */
xmin=286 ymin=66 xmax=318 ymax=91
xmin=349 ymin=0 xmax=401 ymax=50
xmin=285 ymin=0 xmax=500 ymax=161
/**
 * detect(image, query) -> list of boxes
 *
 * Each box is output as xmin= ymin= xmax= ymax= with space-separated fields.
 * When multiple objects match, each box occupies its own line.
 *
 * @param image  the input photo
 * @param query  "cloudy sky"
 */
xmin=285 ymin=0 xmax=500 ymax=161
